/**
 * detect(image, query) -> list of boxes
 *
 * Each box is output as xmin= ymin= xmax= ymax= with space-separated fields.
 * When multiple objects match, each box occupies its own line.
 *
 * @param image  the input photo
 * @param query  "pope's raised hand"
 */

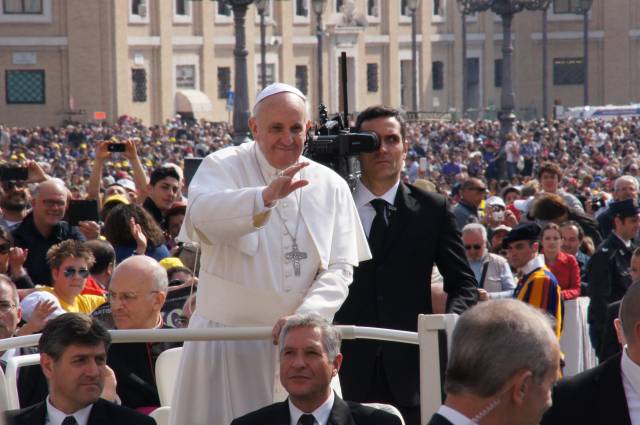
xmin=262 ymin=162 xmax=309 ymax=207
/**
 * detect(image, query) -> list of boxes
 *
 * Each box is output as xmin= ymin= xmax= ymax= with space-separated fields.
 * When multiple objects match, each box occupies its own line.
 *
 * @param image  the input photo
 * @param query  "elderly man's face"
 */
xmin=33 ymin=184 xmax=67 ymax=228
xmin=462 ymin=231 xmax=485 ymax=262
xmin=108 ymin=265 xmax=166 ymax=330
xmin=249 ymin=93 xmax=311 ymax=170
xmin=0 ymin=283 xmax=21 ymax=340
xmin=614 ymin=180 xmax=638 ymax=202
xmin=280 ymin=326 xmax=341 ymax=408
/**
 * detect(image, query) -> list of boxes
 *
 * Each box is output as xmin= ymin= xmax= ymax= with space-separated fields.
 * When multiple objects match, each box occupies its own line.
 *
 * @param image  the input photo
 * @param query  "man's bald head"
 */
xmin=111 ymin=255 xmax=168 ymax=294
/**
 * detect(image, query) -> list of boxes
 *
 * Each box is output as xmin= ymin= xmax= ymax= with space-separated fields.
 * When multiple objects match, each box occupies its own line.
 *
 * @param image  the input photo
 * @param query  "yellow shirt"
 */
xmin=38 ymin=286 xmax=106 ymax=314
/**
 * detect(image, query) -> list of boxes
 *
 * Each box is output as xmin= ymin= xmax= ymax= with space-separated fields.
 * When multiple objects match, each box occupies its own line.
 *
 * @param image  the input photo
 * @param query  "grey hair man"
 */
xmin=428 ymin=299 xmax=561 ymax=425
xmin=542 ymin=281 xmax=640 ymax=425
xmin=231 ymin=314 xmax=402 ymax=425
xmin=597 ymin=175 xmax=640 ymax=238
xmin=461 ymin=223 xmax=515 ymax=301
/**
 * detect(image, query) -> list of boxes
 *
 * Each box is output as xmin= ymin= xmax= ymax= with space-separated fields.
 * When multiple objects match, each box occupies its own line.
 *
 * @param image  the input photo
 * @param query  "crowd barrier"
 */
xmin=0 ymin=306 xmax=600 ymax=423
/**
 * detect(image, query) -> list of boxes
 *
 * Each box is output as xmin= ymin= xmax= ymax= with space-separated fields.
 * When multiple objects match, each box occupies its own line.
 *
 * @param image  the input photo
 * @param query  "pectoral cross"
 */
xmin=285 ymin=242 xmax=308 ymax=276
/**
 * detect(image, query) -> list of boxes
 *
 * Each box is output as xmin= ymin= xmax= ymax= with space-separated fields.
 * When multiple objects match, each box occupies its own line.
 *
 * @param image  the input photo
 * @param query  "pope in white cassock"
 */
xmin=169 ymin=83 xmax=371 ymax=425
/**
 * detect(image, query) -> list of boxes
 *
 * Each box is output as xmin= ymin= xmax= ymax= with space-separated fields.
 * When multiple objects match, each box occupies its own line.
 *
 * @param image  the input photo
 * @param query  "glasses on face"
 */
xmin=469 ymin=187 xmax=488 ymax=193
xmin=464 ymin=244 xmax=482 ymax=251
xmin=107 ymin=290 xmax=160 ymax=303
xmin=0 ymin=301 xmax=17 ymax=313
xmin=63 ymin=267 xmax=90 ymax=279
xmin=41 ymin=199 xmax=66 ymax=208
xmin=0 ymin=243 xmax=10 ymax=255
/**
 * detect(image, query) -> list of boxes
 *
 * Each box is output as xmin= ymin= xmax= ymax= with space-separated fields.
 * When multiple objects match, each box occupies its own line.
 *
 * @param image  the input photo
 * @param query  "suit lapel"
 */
xmin=276 ymin=400 xmax=291 ymax=424
xmin=327 ymin=396 xmax=355 ymax=425
xmin=86 ymin=399 xmax=109 ymax=425
xmin=380 ymin=183 xmax=417 ymax=260
xmin=23 ymin=401 xmax=47 ymax=425
xmin=595 ymin=355 xmax=631 ymax=425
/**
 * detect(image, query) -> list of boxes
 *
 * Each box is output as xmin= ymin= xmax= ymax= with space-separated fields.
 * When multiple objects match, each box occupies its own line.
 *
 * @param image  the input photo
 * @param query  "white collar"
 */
xmin=354 ymin=179 xmax=400 ymax=209
xmin=520 ymin=254 xmax=546 ymax=276
xmin=46 ymin=396 xmax=93 ymax=425
xmin=289 ymin=391 xmax=334 ymax=425
xmin=436 ymin=405 xmax=476 ymax=425
xmin=613 ymin=231 xmax=633 ymax=248
xmin=622 ymin=347 xmax=640 ymax=395
xmin=254 ymin=141 xmax=281 ymax=182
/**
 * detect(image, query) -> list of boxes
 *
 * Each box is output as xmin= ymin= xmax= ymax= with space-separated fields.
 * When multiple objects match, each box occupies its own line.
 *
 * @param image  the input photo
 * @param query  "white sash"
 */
xmin=195 ymin=270 xmax=304 ymax=326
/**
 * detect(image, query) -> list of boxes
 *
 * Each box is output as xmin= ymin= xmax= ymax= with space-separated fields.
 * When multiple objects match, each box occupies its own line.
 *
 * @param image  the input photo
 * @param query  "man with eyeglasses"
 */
xmin=453 ymin=178 xmax=487 ymax=231
xmin=503 ymin=223 xmax=563 ymax=339
xmin=104 ymin=255 xmax=180 ymax=410
xmin=461 ymin=223 xmax=515 ymax=301
xmin=12 ymin=179 xmax=86 ymax=286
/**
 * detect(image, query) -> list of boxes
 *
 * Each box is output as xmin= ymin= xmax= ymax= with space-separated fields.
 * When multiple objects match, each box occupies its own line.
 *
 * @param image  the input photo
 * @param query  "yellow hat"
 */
xmin=159 ymin=257 xmax=185 ymax=271
xmin=10 ymin=155 xmax=17 ymax=160
xmin=102 ymin=194 xmax=130 ymax=207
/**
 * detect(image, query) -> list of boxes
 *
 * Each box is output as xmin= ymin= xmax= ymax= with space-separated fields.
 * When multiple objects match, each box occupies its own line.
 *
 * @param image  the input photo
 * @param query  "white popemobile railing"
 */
xmin=0 ymin=300 xmax=595 ymax=424
xmin=0 ymin=314 xmax=457 ymax=425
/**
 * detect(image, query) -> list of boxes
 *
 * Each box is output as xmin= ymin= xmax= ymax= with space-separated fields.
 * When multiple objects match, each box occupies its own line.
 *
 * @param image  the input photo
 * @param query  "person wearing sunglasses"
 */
xmin=461 ymin=223 xmax=515 ymax=301
xmin=21 ymin=240 xmax=105 ymax=316
xmin=453 ymin=178 xmax=488 ymax=231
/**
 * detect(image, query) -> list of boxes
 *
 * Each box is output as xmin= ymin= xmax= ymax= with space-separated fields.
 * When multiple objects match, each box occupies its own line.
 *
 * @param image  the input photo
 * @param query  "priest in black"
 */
xmin=335 ymin=106 xmax=478 ymax=425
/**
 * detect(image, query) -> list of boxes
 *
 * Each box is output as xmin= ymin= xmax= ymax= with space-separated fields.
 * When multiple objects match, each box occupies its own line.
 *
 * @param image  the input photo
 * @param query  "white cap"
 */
xmin=20 ymin=291 xmax=66 ymax=322
xmin=254 ymin=83 xmax=305 ymax=108
xmin=486 ymin=196 xmax=506 ymax=208
xmin=116 ymin=178 xmax=136 ymax=192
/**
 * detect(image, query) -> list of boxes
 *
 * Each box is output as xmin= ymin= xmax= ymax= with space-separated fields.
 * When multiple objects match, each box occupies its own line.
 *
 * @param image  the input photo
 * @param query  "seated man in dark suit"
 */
xmin=231 ymin=314 xmax=402 ymax=425
xmin=5 ymin=313 xmax=154 ymax=425
xmin=541 ymin=281 xmax=640 ymax=425
xmin=427 ymin=299 xmax=561 ymax=425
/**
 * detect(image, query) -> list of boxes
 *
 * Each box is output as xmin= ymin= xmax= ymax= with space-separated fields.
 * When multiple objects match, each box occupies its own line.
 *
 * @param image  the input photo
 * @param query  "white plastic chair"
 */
xmin=5 ymin=353 xmax=40 ymax=409
xmin=0 ymin=362 xmax=10 ymax=412
xmin=149 ymin=406 xmax=171 ymax=425
xmin=155 ymin=347 xmax=183 ymax=406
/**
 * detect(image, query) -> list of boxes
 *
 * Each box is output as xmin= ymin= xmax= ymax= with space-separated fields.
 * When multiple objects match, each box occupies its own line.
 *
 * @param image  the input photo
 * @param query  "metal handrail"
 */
xmin=0 ymin=326 xmax=419 ymax=352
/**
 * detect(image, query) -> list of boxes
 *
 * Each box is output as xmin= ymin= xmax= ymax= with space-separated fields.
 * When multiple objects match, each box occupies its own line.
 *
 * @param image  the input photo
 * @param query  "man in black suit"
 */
xmin=5 ymin=313 xmax=155 ymax=425
xmin=231 ymin=314 xmax=401 ymax=425
xmin=334 ymin=105 xmax=478 ymax=425
xmin=428 ymin=299 xmax=561 ymax=425
xmin=541 ymin=281 xmax=640 ymax=425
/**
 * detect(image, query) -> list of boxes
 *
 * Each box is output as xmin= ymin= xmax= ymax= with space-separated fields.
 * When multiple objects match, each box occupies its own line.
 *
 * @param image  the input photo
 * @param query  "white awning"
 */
xmin=175 ymin=89 xmax=212 ymax=113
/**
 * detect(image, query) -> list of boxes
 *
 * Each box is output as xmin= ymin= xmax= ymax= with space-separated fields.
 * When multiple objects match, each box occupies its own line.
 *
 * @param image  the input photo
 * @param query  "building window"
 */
xmin=6 ymin=70 xmax=45 ymax=104
xmin=433 ymin=0 xmax=442 ymax=16
xmin=218 ymin=0 xmax=232 ymax=16
xmin=367 ymin=63 xmax=379 ymax=93
xmin=218 ymin=67 xmax=231 ymax=99
xmin=175 ymin=0 xmax=186 ymax=15
xmin=131 ymin=0 xmax=147 ymax=16
xmin=553 ymin=57 xmax=584 ymax=85
xmin=553 ymin=0 xmax=581 ymax=14
xmin=132 ymin=69 xmax=147 ymax=102
xmin=256 ymin=64 xmax=275 ymax=91
xmin=176 ymin=65 xmax=196 ymax=89
xmin=432 ymin=61 xmax=444 ymax=91
xmin=3 ymin=0 xmax=42 ymax=14
xmin=367 ymin=0 xmax=379 ymax=17
xmin=295 ymin=66 xmax=308 ymax=95
xmin=335 ymin=0 xmax=343 ymax=12
xmin=295 ymin=0 xmax=308 ymax=17
xmin=400 ymin=0 xmax=410 ymax=16
xmin=494 ymin=59 xmax=503 ymax=88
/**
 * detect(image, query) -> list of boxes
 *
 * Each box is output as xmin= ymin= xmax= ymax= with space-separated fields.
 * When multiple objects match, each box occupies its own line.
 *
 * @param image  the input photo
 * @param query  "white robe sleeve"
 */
xmin=296 ymin=263 xmax=353 ymax=320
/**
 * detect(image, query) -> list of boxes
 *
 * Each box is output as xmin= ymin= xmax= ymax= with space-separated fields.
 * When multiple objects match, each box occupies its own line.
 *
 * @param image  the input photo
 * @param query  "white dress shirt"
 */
xmin=354 ymin=179 xmax=400 ymax=236
xmin=289 ymin=391 xmax=334 ymax=425
xmin=436 ymin=405 xmax=476 ymax=425
xmin=45 ymin=397 xmax=93 ymax=425
xmin=621 ymin=347 xmax=640 ymax=425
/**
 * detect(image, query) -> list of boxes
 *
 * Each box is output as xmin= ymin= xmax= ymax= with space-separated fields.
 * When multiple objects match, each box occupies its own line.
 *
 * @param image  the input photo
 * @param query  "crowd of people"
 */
xmin=0 ymin=85 xmax=640 ymax=424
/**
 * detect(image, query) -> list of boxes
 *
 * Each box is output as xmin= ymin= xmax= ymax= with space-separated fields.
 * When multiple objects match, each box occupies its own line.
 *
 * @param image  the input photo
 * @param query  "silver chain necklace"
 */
xmin=254 ymin=147 xmax=308 ymax=276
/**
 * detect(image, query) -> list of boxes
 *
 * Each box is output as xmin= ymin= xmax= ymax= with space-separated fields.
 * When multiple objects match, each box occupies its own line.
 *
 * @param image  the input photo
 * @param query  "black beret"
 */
xmin=502 ymin=222 xmax=541 ymax=249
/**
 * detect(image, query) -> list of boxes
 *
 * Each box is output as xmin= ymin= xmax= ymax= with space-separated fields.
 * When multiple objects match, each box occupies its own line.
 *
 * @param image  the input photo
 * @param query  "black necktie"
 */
xmin=61 ymin=416 xmax=78 ymax=425
xmin=299 ymin=414 xmax=316 ymax=425
xmin=369 ymin=198 xmax=388 ymax=259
